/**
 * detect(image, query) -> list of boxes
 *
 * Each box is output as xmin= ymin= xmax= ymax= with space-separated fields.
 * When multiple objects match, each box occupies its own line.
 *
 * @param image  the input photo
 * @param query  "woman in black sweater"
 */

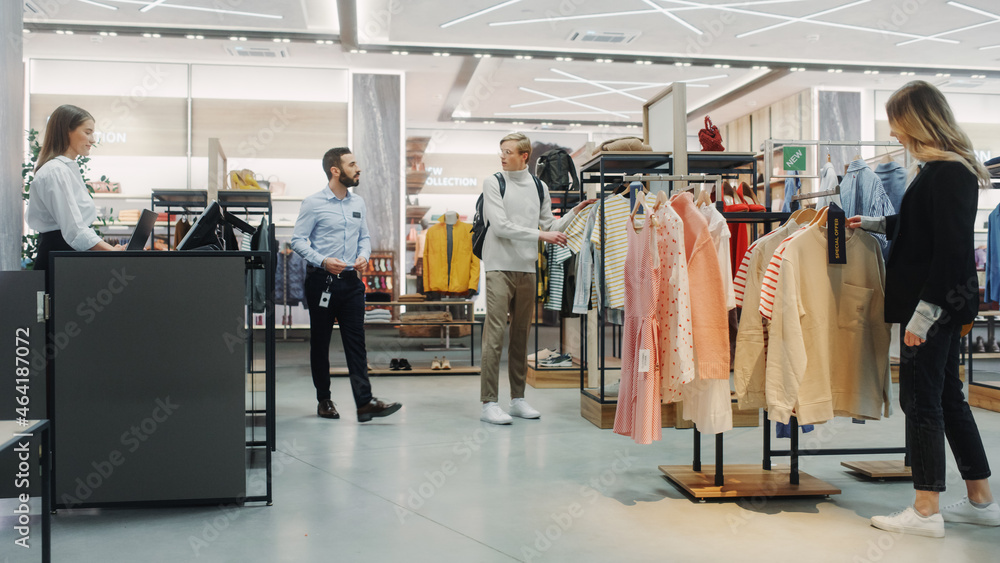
xmin=850 ymin=81 xmax=996 ymax=537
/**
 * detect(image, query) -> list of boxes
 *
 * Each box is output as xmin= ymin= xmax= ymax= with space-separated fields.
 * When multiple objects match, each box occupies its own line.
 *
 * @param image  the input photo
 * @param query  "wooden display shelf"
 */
xmin=331 ymin=366 xmax=480 ymax=376
xmin=841 ymin=460 xmax=912 ymax=480
xmin=659 ymin=464 xmax=841 ymax=500
xmin=970 ymin=382 xmax=1000 ymax=412
xmin=527 ymin=361 xmax=581 ymax=388
xmin=580 ymin=393 xmax=678 ymax=430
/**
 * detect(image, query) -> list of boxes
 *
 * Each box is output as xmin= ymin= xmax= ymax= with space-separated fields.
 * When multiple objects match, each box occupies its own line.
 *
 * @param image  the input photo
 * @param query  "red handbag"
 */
xmin=698 ymin=116 xmax=725 ymax=151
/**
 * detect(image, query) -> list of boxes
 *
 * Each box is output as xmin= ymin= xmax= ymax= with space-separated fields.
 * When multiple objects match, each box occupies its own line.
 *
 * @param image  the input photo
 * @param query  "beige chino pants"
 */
xmin=480 ymin=270 xmax=536 ymax=403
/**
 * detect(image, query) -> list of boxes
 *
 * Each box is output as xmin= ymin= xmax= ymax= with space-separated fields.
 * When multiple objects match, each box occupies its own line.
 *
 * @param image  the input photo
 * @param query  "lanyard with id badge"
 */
xmin=320 ymin=274 xmax=334 ymax=308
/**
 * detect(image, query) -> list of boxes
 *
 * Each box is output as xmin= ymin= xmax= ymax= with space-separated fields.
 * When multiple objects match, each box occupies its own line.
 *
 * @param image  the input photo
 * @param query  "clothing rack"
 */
xmin=763 ymin=139 xmax=907 ymax=207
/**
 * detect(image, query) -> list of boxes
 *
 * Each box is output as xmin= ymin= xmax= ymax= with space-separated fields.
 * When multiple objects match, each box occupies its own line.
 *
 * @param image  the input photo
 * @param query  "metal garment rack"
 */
xmin=532 ymin=167 xmax=586 ymax=374
xmin=762 ymin=139 xmax=907 ymax=206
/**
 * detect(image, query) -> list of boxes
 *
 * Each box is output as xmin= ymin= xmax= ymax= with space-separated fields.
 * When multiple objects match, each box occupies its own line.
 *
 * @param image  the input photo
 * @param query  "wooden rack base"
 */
xmin=527 ymin=362 xmax=582 ymax=388
xmin=659 ymin=464 xmax=841 ymax=500
xmin=331 ymin=367 xmax=481 ymax=376
xmin=970 ymin=382 xmax=1000 ymax=412
xmin=841 ymin=460 xmax=912 ymax=480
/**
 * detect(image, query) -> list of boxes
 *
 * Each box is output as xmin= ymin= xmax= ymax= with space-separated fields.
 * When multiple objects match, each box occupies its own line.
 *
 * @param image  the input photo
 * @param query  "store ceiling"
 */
xmin=21 ymin=0 xmax=1000 ymax=132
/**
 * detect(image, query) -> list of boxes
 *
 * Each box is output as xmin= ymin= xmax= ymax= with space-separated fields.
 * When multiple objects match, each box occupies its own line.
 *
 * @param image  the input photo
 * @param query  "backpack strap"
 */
xmin=531 ymin=175 xmax=544 ymax=202
xmin=494 ymin=172 xmax=506 ymax=198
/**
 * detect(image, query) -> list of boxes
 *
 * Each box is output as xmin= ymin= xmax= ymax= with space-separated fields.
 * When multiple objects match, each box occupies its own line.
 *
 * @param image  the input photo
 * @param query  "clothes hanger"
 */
xmin=881 ymin=146 xmax=893 ymax=164
xmin=629 ymin=196 xmax=646 ymax=229
xmin=654 ymin=189 xmax=669 ymax=210
xmin=695 ymin=184 xmax=713 ymax=207
xmin=809 ymin=205 xmax=829 ymax=227
xmin=827 ymin=153 xmax=832 ymax=163
xmin=795 ymin=207 xmax=818 ymax=224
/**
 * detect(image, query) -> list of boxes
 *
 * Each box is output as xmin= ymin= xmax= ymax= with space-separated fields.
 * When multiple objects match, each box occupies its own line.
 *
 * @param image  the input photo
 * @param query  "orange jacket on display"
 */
xmin=423 ymin=216 xmax=481 ymax=293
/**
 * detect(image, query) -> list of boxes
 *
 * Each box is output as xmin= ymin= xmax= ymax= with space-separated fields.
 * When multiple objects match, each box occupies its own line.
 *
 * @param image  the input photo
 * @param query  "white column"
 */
xmin=0 ymin=4 xmax=24 ymax=270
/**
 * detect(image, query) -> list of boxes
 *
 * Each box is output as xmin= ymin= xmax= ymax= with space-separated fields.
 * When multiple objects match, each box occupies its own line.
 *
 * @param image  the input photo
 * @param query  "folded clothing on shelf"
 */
xmin=400 ymin=310 xmax=452 ymax=322
xmin=365 ymin=309 xmax=393 ymax=323
xmin=398 ymin=293 xmax=426 ymax=302
xmin=118 ymin=209 xmax=142 ymax=222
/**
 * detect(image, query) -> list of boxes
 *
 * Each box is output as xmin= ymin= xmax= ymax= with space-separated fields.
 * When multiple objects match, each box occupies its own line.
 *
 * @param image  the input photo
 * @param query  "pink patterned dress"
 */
xmin=613 ymin=213 xmax=662 ymax=444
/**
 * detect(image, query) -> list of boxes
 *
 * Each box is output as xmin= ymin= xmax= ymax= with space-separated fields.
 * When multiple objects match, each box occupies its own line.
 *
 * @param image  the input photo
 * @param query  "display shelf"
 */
xmin=91 ymin=193 xmax=152 ymax=199
xmin=331 ymin=366 xmax=480 ymax=376
xmin=271 ymin=195 xmax=305 ymax=201
xmin=841 ymin=460 xmax=912 ymax=480
xmin=406 ymin=206 xmax=431 ymax=220
xmin=660 ymin=465 xmax=840 ymax=500
xmin=95 ymin=220 xmax=171 ymax=227
xmin=580 ymin=151 xmax=672 ymax=174
xmin=687 ymin=151 xmax=757 ymax=172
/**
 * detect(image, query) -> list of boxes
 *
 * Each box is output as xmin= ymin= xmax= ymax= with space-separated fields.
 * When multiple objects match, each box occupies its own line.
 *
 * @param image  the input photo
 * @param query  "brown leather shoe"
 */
xmin=317 ymin=399 xmax=340 ymax=419
xmin=356 ymin=398 xmax=402 ymax=422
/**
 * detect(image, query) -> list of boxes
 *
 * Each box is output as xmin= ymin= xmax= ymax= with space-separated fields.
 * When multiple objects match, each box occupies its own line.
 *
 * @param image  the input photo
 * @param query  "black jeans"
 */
xmin=305 ymin=270 xmax=372 ymax=407
xmin=900 ymin=323 xmax=991 ymax=491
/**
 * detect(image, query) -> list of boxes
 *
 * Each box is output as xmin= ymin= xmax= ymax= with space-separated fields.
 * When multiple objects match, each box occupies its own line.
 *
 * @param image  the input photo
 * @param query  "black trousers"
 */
xmin=33 ymin=230 xmax=73 ymax=271
xmin=305 ymin=270 xmax=372 ymax=407
xmin=900 ymin=323 xmax=992 ymax=491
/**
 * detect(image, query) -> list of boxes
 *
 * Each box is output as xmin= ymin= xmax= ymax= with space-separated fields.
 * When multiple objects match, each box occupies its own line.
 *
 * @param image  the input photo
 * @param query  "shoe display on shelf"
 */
xmin=440 ymin=357 xmax=451 ymax=370
xmin=527 ymin=348 xmax=556 ymax=362
xmin=989 ymin=339 xmax=1000 ymax=353
xmin=481 ymin=402 xmax=512 ymax=425
xmin=539 ymin=353 xmax=572 ymax=368
xmin=870 ymin=507 xmax=944 ymax=538
xmin=940 ymin=497 xmax=1000 ymax=526
xmin=389 ymin=359 xmax=400 ymax=371
xmin=975 ymin=336 xmax=986 ymax=353
xmin=431 ymin=357 xmax=442 ymax=370
xmin=397 ymin=358 xmax=412 ymax=371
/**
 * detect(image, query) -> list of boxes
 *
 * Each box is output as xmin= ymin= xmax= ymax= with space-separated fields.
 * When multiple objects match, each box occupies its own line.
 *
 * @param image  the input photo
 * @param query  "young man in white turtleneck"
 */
xmin=479 ymin=133 xmax=595 ymax=424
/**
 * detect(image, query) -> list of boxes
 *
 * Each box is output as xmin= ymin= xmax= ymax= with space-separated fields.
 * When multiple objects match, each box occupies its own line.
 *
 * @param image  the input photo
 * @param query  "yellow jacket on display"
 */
xmin=423 ymin=217 xmax=481 ymax=293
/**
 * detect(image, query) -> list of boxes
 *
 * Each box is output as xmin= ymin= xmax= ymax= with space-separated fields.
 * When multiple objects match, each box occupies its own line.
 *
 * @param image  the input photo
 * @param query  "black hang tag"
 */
xmin=828 ymin=202 xmax=847 ymax=264
xmin=353 ymin=211 xmax=361 ymax=218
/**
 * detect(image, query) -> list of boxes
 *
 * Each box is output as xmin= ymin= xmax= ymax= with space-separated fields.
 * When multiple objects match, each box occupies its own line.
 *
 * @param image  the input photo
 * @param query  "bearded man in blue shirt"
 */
xmin=292 ymin=147 xmax=402 ymax=422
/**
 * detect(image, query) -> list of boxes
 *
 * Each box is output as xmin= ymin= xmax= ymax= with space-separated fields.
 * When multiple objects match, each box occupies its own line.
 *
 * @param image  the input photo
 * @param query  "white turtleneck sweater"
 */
xmin=482 ymin=167 xmax=575 ymax=272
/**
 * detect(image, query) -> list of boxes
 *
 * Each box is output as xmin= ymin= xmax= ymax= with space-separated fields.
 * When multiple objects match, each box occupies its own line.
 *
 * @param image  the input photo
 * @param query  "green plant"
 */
xmin=21 ymin=129 xmax=116 ymax=269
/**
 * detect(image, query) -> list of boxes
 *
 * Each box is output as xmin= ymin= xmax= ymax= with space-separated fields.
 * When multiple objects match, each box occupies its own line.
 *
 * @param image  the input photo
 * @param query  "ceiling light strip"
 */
xmin=138 ymin=0 xmax=168 ymax=13
xmin=494 ymin=111 xmax=641 ymax=116
xmin=735 ymin=0 xmax=870 ymax=39
xmin=440 ymin=0 xmax=524 ymax=28
xmin=511 ymin=84 xmax=665 ymax=109
xmin=896 ymin=19 xmax=999 ymax=47
xmin=948 ymin=1 xmax=1000 ymax=20
xmin=100 ymin=0 xmax=282 ymax=19
xmin=77 ymin=0 xmax=119 ymax=9
xmin=488 ymin=0 xmax=813 ymax=27
xmin=549 ymin=68 xmax=648 ymax=102
xmin=518 ymin=87 xmax=632 ymax=119
xmin=668 ymin=0 xmax=957 ymax=43
xmin=639 ymin=0 xmax=703 ymax=35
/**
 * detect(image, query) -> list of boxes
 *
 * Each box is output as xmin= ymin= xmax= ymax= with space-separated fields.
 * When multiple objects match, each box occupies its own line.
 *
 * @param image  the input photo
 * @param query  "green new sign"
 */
xmin=783 ymin=146 xmax=806 ymax=171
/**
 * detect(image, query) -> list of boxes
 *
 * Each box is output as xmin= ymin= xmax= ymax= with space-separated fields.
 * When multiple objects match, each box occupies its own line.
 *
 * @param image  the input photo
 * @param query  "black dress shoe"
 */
xmin=397 ymin=358 xmax=412 ymax=371
xmin=389 ymin=358 xmax=400 ymax=370
xmin=356 ymin=398 xmax=402 ymax=422
xmin=318 ymin=399 xmax=340 ymax=419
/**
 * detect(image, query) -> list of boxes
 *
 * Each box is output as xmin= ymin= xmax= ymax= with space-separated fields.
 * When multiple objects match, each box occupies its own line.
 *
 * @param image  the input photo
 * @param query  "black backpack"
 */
xmin=471 ymin=172 xmax=544 ymax=259
xmin=535 ymin=149 xmax=580 ymax=193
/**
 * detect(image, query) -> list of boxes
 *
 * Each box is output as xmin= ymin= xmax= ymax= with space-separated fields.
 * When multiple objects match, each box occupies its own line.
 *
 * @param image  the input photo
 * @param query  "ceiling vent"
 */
xmin=567 ymin=29 xmax=641 ymax=45
xmin=224 ymin=45 xmax=289 ymax=59
xmin=23 ymin=1 xmax=43 ymax=15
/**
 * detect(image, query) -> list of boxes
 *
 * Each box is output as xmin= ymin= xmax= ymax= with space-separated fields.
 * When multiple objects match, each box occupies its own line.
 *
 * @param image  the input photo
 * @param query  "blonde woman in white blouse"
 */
xmin=27 ymin=104 xmax=123 ymax=270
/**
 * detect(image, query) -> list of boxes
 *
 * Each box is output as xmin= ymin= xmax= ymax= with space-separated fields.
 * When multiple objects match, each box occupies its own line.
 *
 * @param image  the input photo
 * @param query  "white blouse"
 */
xmin=26 ymin=156 xmax=102 ymax=251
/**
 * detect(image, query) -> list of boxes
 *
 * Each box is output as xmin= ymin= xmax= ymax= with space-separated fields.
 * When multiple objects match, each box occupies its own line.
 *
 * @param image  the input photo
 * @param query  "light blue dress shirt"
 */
xmin=291 ymin=187 xmax=371 ymax=269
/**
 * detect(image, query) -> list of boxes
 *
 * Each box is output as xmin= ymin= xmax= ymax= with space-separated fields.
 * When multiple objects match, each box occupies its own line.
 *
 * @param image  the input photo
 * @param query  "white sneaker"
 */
xmin=870 ymin=506 xmax=944 ymax=538
xmin=509 ymin=398 xmax=541 ymax=419
xmin=941 ymin=498 xmax=1000 ymax=526
xmin=527 ymin=348 xmax=556 ymax=362
xmin=481 ymin=402 xmax=512 ymax=425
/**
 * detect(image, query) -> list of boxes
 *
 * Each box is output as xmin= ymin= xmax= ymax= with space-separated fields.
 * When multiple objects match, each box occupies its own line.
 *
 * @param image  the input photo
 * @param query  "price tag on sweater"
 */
xmin=638 ymin=349 xmax=650 ymax=373
xmin=828 ymin=202 xmax=847 ymax=264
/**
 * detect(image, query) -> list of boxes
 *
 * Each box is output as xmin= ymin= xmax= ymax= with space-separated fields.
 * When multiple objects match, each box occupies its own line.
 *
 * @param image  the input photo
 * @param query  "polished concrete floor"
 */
xmin=7 ymin=328 xmax=1000 ymax=562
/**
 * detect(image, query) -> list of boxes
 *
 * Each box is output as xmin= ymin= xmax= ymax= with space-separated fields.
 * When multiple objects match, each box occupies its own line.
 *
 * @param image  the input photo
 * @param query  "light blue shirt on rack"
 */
xmin=291 ymin=186 xmax=371 ymax=268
